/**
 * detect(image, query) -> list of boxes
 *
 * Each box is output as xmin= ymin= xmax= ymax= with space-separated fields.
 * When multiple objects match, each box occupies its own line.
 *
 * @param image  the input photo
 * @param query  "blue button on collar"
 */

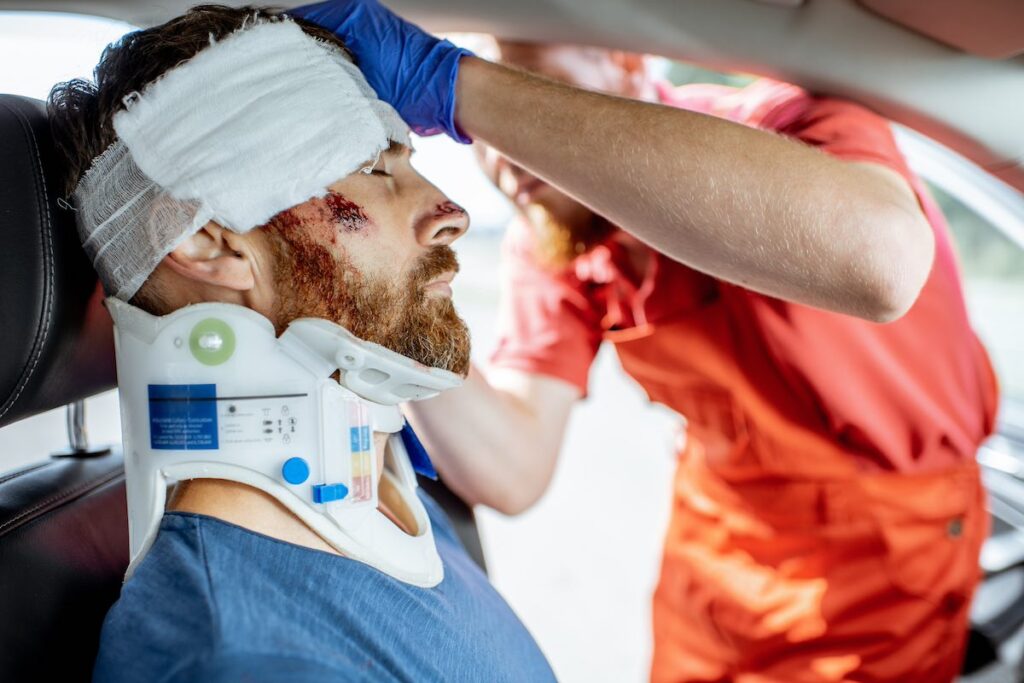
xmin=281 ymin=457 xmax=310 ymax=485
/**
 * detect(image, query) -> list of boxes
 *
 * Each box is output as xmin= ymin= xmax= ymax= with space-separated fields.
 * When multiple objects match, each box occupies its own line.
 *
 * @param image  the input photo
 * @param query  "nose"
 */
xmin=414 ymin=195 xmax=470 ymax=247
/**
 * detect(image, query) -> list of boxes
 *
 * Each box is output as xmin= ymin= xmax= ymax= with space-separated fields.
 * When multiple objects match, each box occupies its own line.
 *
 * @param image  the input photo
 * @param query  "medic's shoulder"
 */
xmin=656 ymin=78 xmax=811 ymax=130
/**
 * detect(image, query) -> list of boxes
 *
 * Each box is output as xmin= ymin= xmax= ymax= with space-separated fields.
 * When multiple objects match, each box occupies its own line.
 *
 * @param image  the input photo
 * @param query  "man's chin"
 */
xmin=380 ymin=301 xmax=471 ymax=378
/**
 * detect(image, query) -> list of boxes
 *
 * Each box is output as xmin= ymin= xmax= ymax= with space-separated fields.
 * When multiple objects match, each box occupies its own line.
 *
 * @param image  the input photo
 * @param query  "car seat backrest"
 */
xmin=0 ymin=94 xmax=127 ymax=682
xmin=0 ymin=95 xmax=115 ymax=429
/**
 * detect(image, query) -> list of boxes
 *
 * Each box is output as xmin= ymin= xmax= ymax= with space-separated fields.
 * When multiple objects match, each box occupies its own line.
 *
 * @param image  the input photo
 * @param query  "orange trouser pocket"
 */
xmin=651 ymin=459 xmax=987 ymax=683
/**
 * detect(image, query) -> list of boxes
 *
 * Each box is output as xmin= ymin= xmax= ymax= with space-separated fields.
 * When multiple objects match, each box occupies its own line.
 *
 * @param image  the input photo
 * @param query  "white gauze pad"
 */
xmin=74 ymin=19 xmax=410 ymax=301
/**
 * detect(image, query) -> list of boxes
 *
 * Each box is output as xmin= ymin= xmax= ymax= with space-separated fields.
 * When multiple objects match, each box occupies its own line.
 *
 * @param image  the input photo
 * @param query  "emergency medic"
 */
xmin=293 ymin=2 xmax=999 ymax=681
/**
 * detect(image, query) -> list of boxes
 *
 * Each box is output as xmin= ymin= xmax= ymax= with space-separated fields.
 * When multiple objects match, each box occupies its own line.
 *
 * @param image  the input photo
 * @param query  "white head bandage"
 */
xmin=74 ymin=18 xmax=410 ymax=301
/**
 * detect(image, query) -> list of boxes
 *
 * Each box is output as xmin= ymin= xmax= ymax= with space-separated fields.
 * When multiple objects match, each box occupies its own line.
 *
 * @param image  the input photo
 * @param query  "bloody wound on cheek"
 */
xmin=325 ymin=192 xmax=371 ymax=233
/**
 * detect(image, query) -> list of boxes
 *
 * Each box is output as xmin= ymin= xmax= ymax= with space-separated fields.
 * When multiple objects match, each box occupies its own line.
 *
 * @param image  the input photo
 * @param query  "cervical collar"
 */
xmin=107 ymin=298 xmax=462 ymax=587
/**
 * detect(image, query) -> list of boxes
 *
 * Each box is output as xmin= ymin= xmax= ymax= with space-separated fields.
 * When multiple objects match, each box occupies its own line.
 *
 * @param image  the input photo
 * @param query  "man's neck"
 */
xmin=169 ymin=477 xmax=341 ymax=553
xmin=167 ymin=434 xmax=417 ymax=554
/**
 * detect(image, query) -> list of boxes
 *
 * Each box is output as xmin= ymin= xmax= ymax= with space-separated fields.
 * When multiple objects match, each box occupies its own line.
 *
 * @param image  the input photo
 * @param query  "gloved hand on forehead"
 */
xmin=288 ymin=0 xmax=474 ymax=143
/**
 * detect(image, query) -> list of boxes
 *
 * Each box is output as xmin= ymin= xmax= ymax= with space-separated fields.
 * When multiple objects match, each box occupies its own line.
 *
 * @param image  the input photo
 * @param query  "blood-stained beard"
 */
xmin=265 ymin=222 xmax=471 ymax=377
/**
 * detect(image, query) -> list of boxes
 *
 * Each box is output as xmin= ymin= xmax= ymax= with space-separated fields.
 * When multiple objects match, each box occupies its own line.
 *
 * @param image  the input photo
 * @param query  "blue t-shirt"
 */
xmin=93 ymin=492 xmax=555 ymax=682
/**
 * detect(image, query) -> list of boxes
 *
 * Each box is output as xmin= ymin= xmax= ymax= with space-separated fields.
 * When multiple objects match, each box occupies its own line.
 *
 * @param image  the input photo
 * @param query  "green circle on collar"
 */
xmin=189 ymin=318 xmax=236 ymax=366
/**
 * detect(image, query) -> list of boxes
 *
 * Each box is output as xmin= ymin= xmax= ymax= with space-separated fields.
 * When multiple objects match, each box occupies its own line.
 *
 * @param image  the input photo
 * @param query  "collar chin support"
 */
xmin=107 ymin=298 xmax=462 ymax=587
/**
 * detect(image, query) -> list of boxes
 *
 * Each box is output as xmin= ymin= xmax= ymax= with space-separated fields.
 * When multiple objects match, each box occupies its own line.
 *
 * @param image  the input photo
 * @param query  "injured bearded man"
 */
xmin=47 ymin=6 xmax=554 ymax=682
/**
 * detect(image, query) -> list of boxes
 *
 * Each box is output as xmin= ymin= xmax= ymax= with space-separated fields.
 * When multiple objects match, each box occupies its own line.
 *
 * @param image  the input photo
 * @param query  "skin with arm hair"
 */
xmin=406 ymin=366 xmax=579 ymax=515
xmin=454 ymin=57 xmax=935 ymax=324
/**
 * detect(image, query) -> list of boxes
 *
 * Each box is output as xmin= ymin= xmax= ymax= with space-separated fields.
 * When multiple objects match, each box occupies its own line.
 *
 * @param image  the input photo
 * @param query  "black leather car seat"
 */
xmin=0 ymin=93 xmax=485 ymax=683
xmin=0 ymin=94 xmax=125 ymax=683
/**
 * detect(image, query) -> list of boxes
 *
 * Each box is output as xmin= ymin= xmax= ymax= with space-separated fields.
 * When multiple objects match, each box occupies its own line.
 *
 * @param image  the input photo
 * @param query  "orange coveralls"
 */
xmin=490 ymin=80 xmax=1000 ymax=682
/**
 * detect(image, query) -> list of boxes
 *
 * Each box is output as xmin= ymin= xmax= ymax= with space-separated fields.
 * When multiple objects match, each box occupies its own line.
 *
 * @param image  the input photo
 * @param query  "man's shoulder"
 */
xmin=98 ymin=646 xmax=357 ymax=683
xmin=161 ymin=651 xmax=351 ymax=683
xmin=107 ymin=514 xmax=216 ymax=623
xmin=96 ymin=506 xmax=553 ymax=683
xmin=95 ymin=512 xmax=392 ymax=682
xmin=94 ymin=515 xmax=218 ymax=682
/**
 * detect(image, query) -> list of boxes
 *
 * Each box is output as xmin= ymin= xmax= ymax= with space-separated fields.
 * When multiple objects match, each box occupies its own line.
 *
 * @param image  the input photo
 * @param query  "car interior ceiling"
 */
xmin=0 ymin=0 xmax=1021 ymax=194
xmin=857 ymin=0 xmax=1024 ymax=60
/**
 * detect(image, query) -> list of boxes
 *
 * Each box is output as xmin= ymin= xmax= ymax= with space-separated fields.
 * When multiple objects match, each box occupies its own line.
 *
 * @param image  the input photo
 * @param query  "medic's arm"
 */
xmin=405 ymin=365 xmax=579 ymax=515
xmin=454 ymin=58 xmax=935 ymax=324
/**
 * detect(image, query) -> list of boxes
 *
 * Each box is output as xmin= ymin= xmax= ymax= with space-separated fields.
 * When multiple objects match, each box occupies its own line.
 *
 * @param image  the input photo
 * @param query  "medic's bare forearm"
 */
xmin=455 ymin=57 xmax=934 ymax=323
xmin=405 ymin=365 xmax=574 ymax=515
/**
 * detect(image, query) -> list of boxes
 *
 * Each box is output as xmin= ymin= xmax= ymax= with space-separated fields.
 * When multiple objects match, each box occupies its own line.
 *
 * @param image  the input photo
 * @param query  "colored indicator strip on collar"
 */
xmin=348 ymin=402 xmax=373 ymax=503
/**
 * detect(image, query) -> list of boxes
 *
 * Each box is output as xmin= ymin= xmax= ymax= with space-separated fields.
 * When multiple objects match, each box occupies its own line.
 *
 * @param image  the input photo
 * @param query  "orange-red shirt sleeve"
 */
xmin=766 ymin=93 xmax=914 ymax=181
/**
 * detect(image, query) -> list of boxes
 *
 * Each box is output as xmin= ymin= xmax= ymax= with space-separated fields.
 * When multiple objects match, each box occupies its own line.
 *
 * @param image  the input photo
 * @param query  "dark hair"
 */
xmin=47 ymin=4 xmax=349 ymax=197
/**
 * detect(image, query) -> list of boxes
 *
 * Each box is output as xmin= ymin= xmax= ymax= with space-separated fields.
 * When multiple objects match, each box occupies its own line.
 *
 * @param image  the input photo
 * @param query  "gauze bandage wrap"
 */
xmin=74 ymin=19 xmax=410 ymax=300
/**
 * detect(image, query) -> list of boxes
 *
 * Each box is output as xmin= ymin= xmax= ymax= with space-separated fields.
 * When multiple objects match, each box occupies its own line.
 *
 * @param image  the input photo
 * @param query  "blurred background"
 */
xmin=0 ymin=12 xmax=1020 ymax=682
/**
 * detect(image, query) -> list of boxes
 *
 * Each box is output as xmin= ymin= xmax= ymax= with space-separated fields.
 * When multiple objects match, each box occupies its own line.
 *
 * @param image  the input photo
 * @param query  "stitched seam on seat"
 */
xmin=0 ymin=468 xmax=122 ymax=537
xmin=0 ymin=460 xmax=51 ymax=486
xmin=0 ymin=99 xmax=56 ymax=422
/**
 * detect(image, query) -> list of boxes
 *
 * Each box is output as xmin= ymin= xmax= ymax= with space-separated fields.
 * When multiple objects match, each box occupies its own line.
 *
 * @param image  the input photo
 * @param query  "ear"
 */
xmin=162 ymin=221 xmax=255 ymax=291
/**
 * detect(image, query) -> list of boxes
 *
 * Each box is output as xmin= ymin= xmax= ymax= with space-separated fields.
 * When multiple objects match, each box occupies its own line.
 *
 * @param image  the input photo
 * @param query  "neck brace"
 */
xmin=107 ymin=298 xmax=462 ymax=587
xmin=74 ymin=18 xmax=410 ymax=301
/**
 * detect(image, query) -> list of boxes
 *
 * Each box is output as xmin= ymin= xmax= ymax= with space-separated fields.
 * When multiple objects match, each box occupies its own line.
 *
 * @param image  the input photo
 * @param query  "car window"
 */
xmin=0 ymin=12 xmax=135 ymax=99
xmin=892 ymin=125 xmax=1024 ymax=415
xmin=665 ymin=60 xmax=756 ymax=88
xmin=930 ymin=182 xmax=1024 ymax=405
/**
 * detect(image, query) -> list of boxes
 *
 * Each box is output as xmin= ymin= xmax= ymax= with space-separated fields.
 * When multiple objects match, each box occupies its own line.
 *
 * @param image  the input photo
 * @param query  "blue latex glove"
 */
xmin=289 ymin=0 xmax=474 ymax=143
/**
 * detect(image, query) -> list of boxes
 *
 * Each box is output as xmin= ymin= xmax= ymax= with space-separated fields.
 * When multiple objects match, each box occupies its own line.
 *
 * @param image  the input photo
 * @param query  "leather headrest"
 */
xmin=0 ymin=95 xmax=115 ymax=429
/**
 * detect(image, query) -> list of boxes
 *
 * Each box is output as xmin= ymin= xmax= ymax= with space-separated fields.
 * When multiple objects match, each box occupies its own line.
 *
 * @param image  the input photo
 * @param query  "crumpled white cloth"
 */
xmin=74 ymin=18 xmax=410 ymax=301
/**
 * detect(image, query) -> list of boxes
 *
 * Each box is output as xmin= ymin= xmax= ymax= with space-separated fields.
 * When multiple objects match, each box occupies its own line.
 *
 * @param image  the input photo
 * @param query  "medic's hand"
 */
xmin=288 ymin=0 xmax=473 ymax=142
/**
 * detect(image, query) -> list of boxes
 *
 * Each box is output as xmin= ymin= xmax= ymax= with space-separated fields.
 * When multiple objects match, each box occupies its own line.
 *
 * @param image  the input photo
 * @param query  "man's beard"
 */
xmin=266 ymin=229 xmax=471 ymax=377
xmin=524 ymin=198 xmax=614 ymax=271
